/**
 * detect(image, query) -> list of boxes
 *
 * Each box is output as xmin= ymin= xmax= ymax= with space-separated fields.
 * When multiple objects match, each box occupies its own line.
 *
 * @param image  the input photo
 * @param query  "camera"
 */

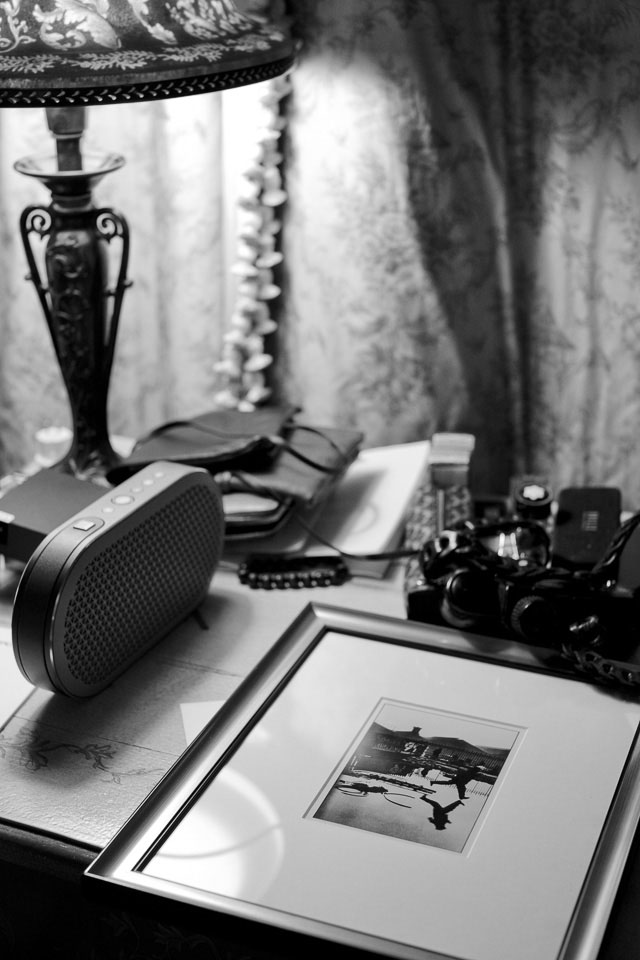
xmin=406 ymin=512 xmax=640 ymax=667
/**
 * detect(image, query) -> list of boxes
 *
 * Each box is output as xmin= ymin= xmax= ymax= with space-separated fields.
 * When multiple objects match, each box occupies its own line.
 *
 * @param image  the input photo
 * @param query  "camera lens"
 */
xmin=508 ymin=595 xmax=557 ymax=647
xmin=441 ymin=569 xmax=500 ymax=628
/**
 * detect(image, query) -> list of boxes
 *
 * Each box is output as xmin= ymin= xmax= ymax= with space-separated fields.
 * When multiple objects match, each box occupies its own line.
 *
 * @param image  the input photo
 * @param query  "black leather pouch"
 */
xmin=236 ymin=423 xmax=362 ymax=507
xmin=107 ymin=405 xmax=298 ymax=485
xmin=107 ymin=407 xmax=363 ymax=538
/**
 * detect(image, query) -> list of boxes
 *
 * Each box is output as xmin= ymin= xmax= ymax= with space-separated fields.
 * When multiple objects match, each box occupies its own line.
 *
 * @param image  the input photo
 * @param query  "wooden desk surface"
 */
xmin=0 ymin=561 xmax=406 ymax=851
xmin=1 ymin=558 xmax=640 ymax=960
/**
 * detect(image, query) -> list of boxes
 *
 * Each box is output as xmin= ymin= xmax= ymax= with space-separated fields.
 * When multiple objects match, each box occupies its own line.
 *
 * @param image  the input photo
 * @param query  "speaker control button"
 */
xmin=73 ymin=519 xmax=101 ymax=532
xmin=112 ymin=494 xmax=134 ymax=505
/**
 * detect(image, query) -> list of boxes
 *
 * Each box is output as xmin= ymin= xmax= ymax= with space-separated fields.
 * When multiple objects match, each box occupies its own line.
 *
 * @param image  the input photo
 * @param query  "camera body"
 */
xmin=406 ymin=511 xmax=640 ymax=663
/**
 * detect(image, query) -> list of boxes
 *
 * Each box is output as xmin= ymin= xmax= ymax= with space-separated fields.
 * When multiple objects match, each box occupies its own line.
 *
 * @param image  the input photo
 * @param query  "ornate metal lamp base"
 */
xmin=15 ymin=108 xmax=130 ymax=482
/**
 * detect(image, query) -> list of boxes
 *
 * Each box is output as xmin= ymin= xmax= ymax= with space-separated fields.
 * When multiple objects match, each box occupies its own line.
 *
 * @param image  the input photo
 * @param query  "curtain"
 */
xmin=278 ymin=0 xmax=640 ymax=509
xmin=0 ymin=96 xmax=238 ymax=475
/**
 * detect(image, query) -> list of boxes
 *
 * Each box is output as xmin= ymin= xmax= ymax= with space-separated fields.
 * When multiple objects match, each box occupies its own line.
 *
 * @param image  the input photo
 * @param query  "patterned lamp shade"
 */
xmin=0 ymin=0 xmax=296 ymax=106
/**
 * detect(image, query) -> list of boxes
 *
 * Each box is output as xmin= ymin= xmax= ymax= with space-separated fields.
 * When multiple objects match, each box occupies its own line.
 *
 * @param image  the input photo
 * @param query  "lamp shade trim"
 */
xmin=0 ymin=0 xmax=296 ymax=103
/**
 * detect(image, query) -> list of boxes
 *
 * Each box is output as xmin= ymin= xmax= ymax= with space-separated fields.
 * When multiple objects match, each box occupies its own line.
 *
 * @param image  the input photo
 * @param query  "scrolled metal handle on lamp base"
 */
xmin=16 ymin=106 xmax=130 ymax=481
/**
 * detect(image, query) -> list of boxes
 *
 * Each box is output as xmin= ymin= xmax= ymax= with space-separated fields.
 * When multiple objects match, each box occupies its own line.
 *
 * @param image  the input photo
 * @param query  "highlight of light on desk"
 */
xmin=144 ymin=768 xmax=284 ymax=901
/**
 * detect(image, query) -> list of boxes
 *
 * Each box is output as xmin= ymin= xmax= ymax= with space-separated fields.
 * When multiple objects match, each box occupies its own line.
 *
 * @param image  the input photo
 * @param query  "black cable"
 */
xmin=268 ymin=434 xmax=344 ymax=475
xmin=289 ymin=502 xmax=419 ymax=561
xmin=282 ymin=421 xmax=352 ymax=463
xmin=225 ymin=470 xmax=419 ymax=564
xmin=132 ymin=417 xmax=350 ymax=476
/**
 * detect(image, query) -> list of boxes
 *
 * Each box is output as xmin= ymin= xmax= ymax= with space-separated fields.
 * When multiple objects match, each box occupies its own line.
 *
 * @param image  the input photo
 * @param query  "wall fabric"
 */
xmin=278 ymin=0 xmax=640 ymax=505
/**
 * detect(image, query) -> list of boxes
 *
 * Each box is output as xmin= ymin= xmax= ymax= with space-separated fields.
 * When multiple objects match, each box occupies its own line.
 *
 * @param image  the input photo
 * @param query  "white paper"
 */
xmin=180 ymin=701 xmax=226 ymax=745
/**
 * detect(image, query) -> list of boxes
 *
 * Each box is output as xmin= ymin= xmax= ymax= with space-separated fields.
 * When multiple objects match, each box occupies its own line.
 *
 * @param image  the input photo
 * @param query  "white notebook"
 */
xmin=225 ymin=441 xmax=431 ymax=578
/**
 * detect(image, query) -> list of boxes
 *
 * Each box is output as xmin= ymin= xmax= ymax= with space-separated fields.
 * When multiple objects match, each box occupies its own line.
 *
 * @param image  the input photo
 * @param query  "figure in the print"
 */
xmin=338 ymin=780 xmax=388 ymax=796
xmin=432 ymin=765 xmax=481 ymax=800
xmin=420 ymin=796 xmax=464 ymax=830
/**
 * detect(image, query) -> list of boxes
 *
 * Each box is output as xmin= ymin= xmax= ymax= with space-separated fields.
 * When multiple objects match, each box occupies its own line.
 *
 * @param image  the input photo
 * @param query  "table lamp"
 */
xmin=0 ymin=0 xmax=295 ymax=481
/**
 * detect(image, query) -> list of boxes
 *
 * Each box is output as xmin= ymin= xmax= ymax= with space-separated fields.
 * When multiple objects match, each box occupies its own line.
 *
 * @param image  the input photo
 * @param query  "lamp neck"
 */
xmin=45 ymin=106 xmax=87 ymax=172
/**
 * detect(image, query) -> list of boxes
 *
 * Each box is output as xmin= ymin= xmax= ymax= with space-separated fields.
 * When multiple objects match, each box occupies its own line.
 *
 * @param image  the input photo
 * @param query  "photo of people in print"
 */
xmin=310 ymin=701 xmax=521 ymax=853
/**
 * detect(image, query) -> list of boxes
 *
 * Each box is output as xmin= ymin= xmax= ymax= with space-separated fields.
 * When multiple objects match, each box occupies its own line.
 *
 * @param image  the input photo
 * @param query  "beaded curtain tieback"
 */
xmin=213 ymin=71 xmax=291 ymax=411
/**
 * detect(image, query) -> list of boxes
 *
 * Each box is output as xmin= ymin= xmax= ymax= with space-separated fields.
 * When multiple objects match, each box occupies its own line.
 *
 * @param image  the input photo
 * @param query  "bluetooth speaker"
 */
xmin=12 ymin=461 xmax=225 ymax=698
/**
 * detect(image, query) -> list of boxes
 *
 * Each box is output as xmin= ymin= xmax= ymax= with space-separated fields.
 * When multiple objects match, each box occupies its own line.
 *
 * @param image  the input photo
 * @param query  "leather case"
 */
xmin=106 ymin=407 xmax=363 ymax=538
xmin=106 ymin=405 xmax=298 ymax=484
xmin=231 ymin=423 xmax=363 ymax=507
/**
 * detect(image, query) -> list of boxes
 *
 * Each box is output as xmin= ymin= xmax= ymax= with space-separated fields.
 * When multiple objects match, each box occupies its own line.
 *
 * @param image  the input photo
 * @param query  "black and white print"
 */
xmin=309 ymin=700 xmax=521 ymax=853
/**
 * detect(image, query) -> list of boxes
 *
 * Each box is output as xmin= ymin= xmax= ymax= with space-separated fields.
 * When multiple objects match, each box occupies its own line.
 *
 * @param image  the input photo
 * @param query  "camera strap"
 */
xmin=417 ymin=520 xmax=640 ymax=694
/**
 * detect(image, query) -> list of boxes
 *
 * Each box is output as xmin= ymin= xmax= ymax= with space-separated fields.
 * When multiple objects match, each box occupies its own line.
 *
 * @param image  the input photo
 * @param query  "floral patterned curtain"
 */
xmin=5 ymin=0 xmax=640 ymax=512
xmin=278 ymin=0 xmax=640 ymax=508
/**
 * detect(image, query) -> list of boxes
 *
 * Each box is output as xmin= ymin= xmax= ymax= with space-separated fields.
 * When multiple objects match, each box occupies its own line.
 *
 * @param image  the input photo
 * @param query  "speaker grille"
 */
xmin=61 ymin=483 xmax=223 ymax=686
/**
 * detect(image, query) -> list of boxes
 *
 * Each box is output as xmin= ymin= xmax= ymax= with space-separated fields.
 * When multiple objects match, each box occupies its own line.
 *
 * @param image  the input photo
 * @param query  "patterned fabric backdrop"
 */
xmin=3 ymin=0 xmax=640 ymax=511
xmin=277 ymin=0 xmax=640 ymax=507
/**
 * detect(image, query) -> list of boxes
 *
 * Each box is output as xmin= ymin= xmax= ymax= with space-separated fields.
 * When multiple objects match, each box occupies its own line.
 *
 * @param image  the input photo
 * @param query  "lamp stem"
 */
xmin=16 ymin=111 xmax=130 ymax=482
xmin=46 ymin=106 xmax=86 ymax=172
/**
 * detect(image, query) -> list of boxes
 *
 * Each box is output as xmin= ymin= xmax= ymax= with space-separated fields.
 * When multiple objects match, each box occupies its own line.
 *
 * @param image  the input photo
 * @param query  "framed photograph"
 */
xmin=86 ymin=604 xmax=640 ymax=960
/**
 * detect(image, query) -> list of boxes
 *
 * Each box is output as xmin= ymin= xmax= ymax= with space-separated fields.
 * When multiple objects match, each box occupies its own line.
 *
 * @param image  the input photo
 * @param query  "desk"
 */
xmin=0 ymin=559 xmax=406 ymax=957
xmin=1 ymin=559 xmax=640 ymax=959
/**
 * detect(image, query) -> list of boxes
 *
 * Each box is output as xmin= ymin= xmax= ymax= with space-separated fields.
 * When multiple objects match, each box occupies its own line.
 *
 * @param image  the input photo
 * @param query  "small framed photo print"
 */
xmin=86 ymin=604 xmax=640 ymax=960
xmin=306 ymin=699 xmax=521 ymax=856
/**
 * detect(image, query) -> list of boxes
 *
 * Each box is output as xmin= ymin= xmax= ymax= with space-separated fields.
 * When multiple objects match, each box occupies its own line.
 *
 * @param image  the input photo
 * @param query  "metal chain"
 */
xmin=560 ymin=644 xmax=640 ymax=690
